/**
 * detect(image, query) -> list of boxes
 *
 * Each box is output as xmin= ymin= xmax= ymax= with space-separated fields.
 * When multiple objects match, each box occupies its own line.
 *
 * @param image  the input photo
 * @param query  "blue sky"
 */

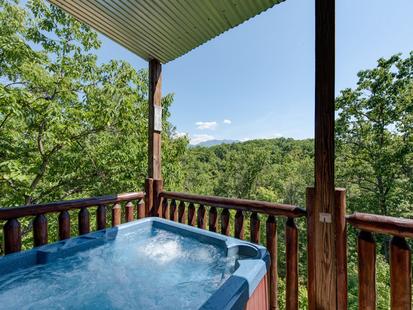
xmin=96 ymin=0 xmax=413 ymax=144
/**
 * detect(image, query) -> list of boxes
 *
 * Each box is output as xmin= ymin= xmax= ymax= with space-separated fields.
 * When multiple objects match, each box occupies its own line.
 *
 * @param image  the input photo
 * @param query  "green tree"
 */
xmin=0 ymin=0 xmax=188 ymax=208
xmin=336 ymin=52 xmax=413 ymax=216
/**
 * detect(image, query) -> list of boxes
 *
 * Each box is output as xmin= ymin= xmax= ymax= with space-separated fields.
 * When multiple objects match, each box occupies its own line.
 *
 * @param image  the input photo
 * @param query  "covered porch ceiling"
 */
xmin=48 ymin=0 xmax=284 ymax=63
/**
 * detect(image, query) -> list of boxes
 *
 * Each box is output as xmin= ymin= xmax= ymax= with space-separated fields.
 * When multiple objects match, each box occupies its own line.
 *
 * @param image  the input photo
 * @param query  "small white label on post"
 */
xmin=154 ymin=105 xmax=162 ymax=132
xmin=319 ymin=212 xmax=332 ymax=223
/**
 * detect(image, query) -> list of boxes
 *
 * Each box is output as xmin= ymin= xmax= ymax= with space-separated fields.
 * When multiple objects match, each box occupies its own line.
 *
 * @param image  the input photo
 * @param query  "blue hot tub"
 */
xmin=0 ymin=218 xmax=269 ymax=309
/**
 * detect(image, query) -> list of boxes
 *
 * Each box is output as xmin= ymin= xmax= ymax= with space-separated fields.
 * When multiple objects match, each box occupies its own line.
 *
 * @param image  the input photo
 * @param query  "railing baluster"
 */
xmin=162 ymin=198 xmax=169 ymax=219
xmin=266 ymin=216 xmax=278 ymax=310
xmin=358 ymin=231 xmax=376 ymax=309
xmin=221 ymin=209 xmax=230 ymax=236
xmin=138 ymin=200 xmax=145 ymax=219
xmin=250 ymin=212 xmax=260 ymax=244
xmin=286 ymin=218 xmax=298 ymax=310
xmin=59 ymin=210 xmax=71 ymax=240
xmin=197 ymin=204 xmax=206 ymax=229
xmin=3 ymin=218 xmax=21 ymax=254
xmin=188 ymin=202 xmax=196 ymax=226
xmin=96 ymin=205 xmax=106 ymax=230
xmin=178 ymin=201 xmax=186 ymax=224
xmin=390 ymin=236 xmax=411 ymax=310
xmin=209 ymin=207 xmax=217 ymax=232
xmin=234 ymin=210 xmax=244 ymax=239
xmin=125 ymin=201 xmax=134 ymax=222
xmin=112 ymin=203 xmax=121 ymax=226
xmin=33 ymin=214 xmax=48 ymax=247
xmin=78 ymin=208 xmax=90 ymax=235
xmin=169 ymin=199 xmax=177 ymax=221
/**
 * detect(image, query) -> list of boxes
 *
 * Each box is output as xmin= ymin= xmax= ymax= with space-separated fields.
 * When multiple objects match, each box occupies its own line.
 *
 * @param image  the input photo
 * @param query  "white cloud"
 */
xmin=172 ymin=131 xmax=188 ymax=139
xmin=241 ymin=133 xmax=283 ymax=142
xmin=195 ymin=121 xmax=218 ymax=130
xmin=223 ymin=119 xmax=232 ymax=124
xmin=190 ymin=134 xmax=214 ymax=145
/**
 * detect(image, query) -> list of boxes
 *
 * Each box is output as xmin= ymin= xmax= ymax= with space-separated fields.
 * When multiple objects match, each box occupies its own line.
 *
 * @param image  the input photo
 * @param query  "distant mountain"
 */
xmin=193 ymin=139 xmax=239 ymax=147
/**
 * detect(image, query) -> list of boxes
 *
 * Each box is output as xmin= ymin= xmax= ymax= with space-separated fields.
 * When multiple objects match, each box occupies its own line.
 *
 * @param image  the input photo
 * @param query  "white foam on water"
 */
xmin=0 ymin=227 xmax=238 ymax=310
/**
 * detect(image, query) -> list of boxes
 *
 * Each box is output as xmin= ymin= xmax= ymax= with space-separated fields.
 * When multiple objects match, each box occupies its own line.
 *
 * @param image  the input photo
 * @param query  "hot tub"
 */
xmin=0 ymin=218 xmax=269 ymax=309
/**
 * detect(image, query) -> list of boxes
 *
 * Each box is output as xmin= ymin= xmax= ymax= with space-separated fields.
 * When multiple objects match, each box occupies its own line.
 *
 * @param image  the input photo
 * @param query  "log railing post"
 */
xmin=33 ymin=214 xmax=48 ymax=247
xmin=335 ymin=189 xmax=347 ymax=309
xmin=59 ymin=210 xmax=71 ymax=240
xmin=3 ymin=218 xmax=21 ymax=254
xmin=145 ymin=178 xmax=153 ymax=217
xmin=266 ymin=215 xmax=278 ymax=310
xmin=390 ymin=236 xmax=411 ymax=309
xmin=188 ymin=202 xmax=195 ymax=226
xmin=234 ymin=210 xmax=244 ymax=240
xmin=178 ymin=201 xmax=186 ymax=224
xmin=161 ymin=198 xmax=169 ymax=219
xmin=125 ymin=201 xmax=134 ymax=222
xmin=96 ymin=205 xmax=106 ymax=230
xmin=250 ymin=212 xmax=260 ymax=244
xmin=358 ymin=231 xmax=376 ymax=309
xmin=221 ymin=209 xmax=230 ymax=236
xmin=169 ymin=199 xmax=177 ymax=221
xmin=112 ymin=203 xmax=121 ymax=227
xmin=78 ymin=207 xmax=90 ymax=235
xmin=209 ymin=207 xmax=217 ymax=232
xmin=152 ymin=179 xmax=163 ymax=217
xmin=197 ymin=205 xmax=206 ymax=229
xmin=286 ymin=218 xmax=298 ymax=310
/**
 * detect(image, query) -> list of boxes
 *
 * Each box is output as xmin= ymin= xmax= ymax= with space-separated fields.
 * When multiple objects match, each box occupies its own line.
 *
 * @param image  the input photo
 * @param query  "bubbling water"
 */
xmin=0 ymin=227 xmax=237 ymax=310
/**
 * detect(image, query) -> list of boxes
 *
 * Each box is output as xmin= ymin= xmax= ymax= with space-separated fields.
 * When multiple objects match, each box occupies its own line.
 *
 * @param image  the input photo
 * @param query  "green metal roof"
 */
xmin=48 ymin=0 xmax=284 ymax=63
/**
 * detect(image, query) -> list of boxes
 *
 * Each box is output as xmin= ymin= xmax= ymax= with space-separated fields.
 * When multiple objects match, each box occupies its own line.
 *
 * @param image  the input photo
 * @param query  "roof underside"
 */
xmin=48 ymin=0 xmax=284 ymax=63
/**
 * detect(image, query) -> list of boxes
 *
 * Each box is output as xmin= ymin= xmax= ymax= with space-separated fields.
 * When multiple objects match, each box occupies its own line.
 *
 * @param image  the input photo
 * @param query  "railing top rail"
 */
xmin=160 ymin=191 xmax=306 ymax=218
xmin=347 ymin=212 xmax=413 ymax=238
xmin=0 ymin=192 xmax=145 ymax=221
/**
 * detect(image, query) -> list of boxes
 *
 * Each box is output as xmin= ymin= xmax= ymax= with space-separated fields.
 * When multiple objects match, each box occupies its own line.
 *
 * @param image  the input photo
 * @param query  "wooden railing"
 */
xmin=347 ymin=212 xmax=413 ymax=309
xmin=0 ymin=192 xmax=145 ymax=254
xmin=158 ymin=191 xmax=307 ymax=310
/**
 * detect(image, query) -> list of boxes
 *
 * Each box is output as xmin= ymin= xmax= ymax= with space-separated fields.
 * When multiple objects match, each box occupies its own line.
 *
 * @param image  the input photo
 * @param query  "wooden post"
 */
xmin=310 ymin=0 xmax=336 ymax=308
xmin=145 ymin=178 xmax=153 ymax=217
xmin=148 ymin=59 xmax=162 ymax=180
xmin=153 ymin=179 xmax=163 ymax=217
xmin=335 ymin=189 xmax=347 ymax=309
xmin=59 ymin=210 xmax=71 ymax=240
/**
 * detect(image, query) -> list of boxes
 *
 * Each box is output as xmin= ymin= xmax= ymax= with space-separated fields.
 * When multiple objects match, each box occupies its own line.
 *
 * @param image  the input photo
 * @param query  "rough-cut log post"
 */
xmin=209 ymin=207 xmax=217 ymax=232
xmin=221 ymin=209 xmax=230 ymax=236
xmin=138 ymin=200 xmax=145 ymax=219
xmin=125 ymin=202 xmax=134 ymax=222
xmin=96 ymin=205 xmax=106 ymax=230
xmin=59 ymin=210 xmax=71 ymax=240
xmin=335 ymin=189 xmax=347 ymax=310
xmin=197 ymin=205 xmax=206 ymax=229
xmin=3 ymin=218 xmax=21 ymax=254
xmin=266 ymin=216 xmax=278 ymax=310
xmin=178 ymin=201 xmax=186 ymax=224
xmin=234 ymin=210 xmax=244 ymax=239
xmin=33 ymin=214 xmax=48 ymax=247
xmin=169 ymin=199 xmax=177 ymax=221
xmin=188 ymin=202 xmax=196 ymax=226
xmin=152 ymin=179 xmax=163 ymax=217
xmin=161 ymin=198 xmax=169 ymax=219
xmin=148 ymin=59 xmax=162 ymax=180
xmin=358 ymin=231 xmax=376 ymax=309
xmin=250 ymin=212 xmax=260 ymax=244
xmin=112 ymin=203 xmax=121 ymax=226
xmin=78 ymin=208 xmax=90 ymax=235
xmin=312 ymin=0 xmax=336 ymax=307
xmin=145 ymin=178 xmax=153 ymax=217
xmin=286 ymin=218 xmax=298 ymax=310
xmin=390 ymin=236 xmax=411 ymax=310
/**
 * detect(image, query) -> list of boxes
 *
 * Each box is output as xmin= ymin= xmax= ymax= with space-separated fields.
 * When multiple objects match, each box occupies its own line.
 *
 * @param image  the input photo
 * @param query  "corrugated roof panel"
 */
xmin=48 ymin=0 xmax=285 ymax=63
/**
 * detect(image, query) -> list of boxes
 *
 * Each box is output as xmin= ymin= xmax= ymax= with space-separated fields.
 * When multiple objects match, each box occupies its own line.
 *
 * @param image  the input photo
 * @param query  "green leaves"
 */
xmin=0 ymin=0 xmax=188 ymax=206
